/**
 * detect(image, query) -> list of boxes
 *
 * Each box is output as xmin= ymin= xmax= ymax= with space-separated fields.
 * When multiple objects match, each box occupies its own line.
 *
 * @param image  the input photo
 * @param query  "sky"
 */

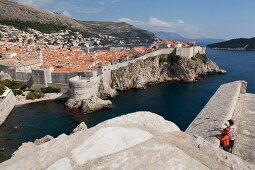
xmin=14 ymin=0 xmax=255 ymax=39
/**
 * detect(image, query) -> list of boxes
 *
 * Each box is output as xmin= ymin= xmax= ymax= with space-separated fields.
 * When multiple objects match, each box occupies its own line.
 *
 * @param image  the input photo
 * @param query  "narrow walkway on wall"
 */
xmin=235 ymin=93 xmax=255 ymax=164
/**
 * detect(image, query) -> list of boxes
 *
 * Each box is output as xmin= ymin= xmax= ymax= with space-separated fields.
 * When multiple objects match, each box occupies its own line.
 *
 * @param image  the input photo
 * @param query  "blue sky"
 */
xmin=15 ymin=0 xmax=255 ymax=39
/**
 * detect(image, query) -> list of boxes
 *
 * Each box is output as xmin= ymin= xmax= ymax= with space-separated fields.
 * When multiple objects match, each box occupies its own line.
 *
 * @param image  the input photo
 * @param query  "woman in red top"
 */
xmin=217 ymin=127 xmax=230 ymax=152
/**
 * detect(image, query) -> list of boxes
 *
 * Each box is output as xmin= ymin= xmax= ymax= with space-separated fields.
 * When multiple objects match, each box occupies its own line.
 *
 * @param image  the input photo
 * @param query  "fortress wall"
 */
xmin=0 ymin=65 xmax=11 ymax=73
xmin=8 ymin=68 xmax=17 ymax=80
xmin=194 ymin=46 xmax=206 ymax=55
xmin=15 ymin=71 xmax=32 ymax=82
xmin=68 ymin=48 xmax=178 ymax=97
xmin=69 ymin=76 xmax=101 ymax=100
xmin=176 ymin=47 xmax=194 ymax=59
xmin=44 ymin=67 xmax=54 ymax=85
xmin=101 ymin=48 xmax=175 ymax=74
xmin=32 ymin=69 xmax=46 ymax=85
xmin=51 ymin=71 xmax=96 ymax=85
xmin=51 ymin=72 xmax=70 ymax=84
xmin=0 ymin=90 xmax=16 ymax=126
xmin=186 ymin=81 xmax=247 ymax=146
xmin=102 ymin=70 xmax=112 ymax=87
xmin=1 ymin=48 xmax=187 ymax=88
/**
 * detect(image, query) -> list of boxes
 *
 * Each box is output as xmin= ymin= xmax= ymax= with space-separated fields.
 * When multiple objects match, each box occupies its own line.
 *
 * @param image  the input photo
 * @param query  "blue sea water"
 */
xmin=0 ymin=49 xmax=255 ymax=162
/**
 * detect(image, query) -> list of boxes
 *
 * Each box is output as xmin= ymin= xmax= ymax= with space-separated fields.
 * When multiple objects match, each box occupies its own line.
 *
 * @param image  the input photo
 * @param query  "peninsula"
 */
xmin=207 ymin=37 xmax=255 ymax=50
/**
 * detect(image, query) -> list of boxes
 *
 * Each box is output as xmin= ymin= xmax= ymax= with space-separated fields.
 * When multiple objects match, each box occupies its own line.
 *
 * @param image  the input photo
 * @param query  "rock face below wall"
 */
xmin=97 ymin=82 xmax=118 ymax=100
xmin=111 ymin=55 xmax=225 ymax=90
xmin=0 ymin=112 xmax=254 ymax=170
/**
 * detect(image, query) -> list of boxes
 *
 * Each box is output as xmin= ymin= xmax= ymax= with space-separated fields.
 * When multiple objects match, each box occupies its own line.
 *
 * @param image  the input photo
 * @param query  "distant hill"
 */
xmin=156 ymin=31 xmax=186 ymax=41
xmin=0 ymin=0 xmax=155 ymax=44
xmin=156 ymin=31 xmax=224 ymax=46
xmin=207 ymin=38 xmax=255 ymax=50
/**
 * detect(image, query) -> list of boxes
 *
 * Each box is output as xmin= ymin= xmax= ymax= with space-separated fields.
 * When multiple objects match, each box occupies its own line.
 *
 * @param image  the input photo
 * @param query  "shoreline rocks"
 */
xmin=82 ymin=96 xmax=112 ymax=113
xmin=34 ymin=135 xmax=54 ymax=145
xmin=72 ymin=122 xmax=87 ymax=134
xmin=66 ymin=96 xmax=112 ymax=114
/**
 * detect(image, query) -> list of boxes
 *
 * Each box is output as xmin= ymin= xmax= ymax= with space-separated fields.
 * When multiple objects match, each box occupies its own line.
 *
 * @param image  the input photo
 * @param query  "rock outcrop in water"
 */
xmin=111 ymin=55 xmax=225 ymax=90
xmin=66 ymin=77 xmax=117 ymax=113
xmin=81 ymin=96 xmax=112 ymax=113
xmin=0 ymin=112 xmax=253 ymax=170
xmin=66 ymin=96 xmax=112 ymax=113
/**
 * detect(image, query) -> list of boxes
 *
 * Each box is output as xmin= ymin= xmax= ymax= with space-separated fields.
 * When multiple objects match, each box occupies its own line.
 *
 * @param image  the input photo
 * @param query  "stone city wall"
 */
xmin=15 ymin=71 xmax=32 ymax=82
xmin=0 ymin=90 xmax=16 ymax=126
xmin=186 ymin=81 xmax=247 ymax=146
xmin=0 ymin=65 xmax=32 ymax=82
xmin=51 ymin=70 xmax=97 ymax=85
xmin=0 ymin=47 xmax=203 ymax=88
xmin=68 ymin=48 xmax=190 ymax=100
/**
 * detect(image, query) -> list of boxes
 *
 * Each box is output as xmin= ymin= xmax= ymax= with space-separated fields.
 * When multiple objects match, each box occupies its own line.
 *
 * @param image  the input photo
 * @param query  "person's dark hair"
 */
xmin=228 ymin=119 xmax=234 ymax=125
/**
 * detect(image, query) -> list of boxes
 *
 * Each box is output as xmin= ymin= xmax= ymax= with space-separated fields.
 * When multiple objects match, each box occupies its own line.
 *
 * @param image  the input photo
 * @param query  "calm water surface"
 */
xmin=0 ymin=49 xmax=255 ymax=162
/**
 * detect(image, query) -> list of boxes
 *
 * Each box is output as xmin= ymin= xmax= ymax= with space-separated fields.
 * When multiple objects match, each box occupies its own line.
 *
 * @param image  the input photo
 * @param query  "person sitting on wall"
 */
xmin=225 ymin=119 xmax=237 ymax=153
xmin=217 ymin=127 xmax=230 ymax=152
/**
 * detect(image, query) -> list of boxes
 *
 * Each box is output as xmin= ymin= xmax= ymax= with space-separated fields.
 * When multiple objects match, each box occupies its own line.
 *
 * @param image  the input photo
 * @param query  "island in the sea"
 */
xmin=207 ymin=37 xmax=255 ymax=50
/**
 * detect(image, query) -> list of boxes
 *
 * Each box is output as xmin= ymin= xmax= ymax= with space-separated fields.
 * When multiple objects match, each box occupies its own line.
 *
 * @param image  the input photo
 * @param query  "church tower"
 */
xmin=36 ymin=48 xmax=43 ymax=65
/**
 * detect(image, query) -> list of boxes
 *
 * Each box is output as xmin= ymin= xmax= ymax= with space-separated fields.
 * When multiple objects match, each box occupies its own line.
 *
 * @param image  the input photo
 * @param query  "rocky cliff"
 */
xmin=111 ymin=54 xmax=225 ymax=90
xmin=0 ymin=112 xmax=253 ymax=170
xmin=66 ymin=53 xmax=225 ymax=113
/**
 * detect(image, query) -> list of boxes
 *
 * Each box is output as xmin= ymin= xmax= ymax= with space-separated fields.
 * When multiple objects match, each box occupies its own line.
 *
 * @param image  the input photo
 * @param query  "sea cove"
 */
xmin=1 ymin=49 xmax=255 ymax=162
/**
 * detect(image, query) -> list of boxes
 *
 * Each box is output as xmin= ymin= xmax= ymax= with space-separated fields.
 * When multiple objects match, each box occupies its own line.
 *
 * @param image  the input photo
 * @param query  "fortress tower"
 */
xmin=36 ymin=48 xmax=43 ymax=65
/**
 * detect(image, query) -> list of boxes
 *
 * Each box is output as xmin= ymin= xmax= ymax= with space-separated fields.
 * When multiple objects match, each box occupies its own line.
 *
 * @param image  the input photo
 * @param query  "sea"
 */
xmin=0 ymin=49 xmax=255 ymax=162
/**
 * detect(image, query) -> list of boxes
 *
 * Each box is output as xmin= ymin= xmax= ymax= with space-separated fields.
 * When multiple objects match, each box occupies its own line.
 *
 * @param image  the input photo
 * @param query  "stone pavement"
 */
xmin=186 ymin=81 xmax=244 ymax=146
xmin=235 ymin=93 xmax=255 ymax=164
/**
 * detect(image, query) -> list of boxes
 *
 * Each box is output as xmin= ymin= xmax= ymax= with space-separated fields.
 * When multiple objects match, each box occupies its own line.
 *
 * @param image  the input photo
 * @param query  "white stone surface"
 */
xmin=47 ymin=157 xmax=73 ymax=170
xmin=71 ymin=127 xmax=153 ymax=165
xmin=88 ymin=142 xmax=209 ymax=170
xmin=100 ymin=111 xmax=180 ymax=133
xmin=0 ymin=89 xmax=16 ymax=126
xmin=0 ymin=111 xmax=254 ymax=170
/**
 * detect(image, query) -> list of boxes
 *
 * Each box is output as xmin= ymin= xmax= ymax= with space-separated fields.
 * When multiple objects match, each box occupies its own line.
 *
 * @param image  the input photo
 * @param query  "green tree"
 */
xmin=169 ymin=53 xmax=180 ymax=63
xmin=41 ymin=86 xmax=61 ymax=93
xmin=0 ymin=83 xmax=5 ymax=95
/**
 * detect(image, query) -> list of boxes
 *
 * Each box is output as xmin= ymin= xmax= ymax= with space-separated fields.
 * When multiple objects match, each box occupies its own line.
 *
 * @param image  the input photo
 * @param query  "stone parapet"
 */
xmin=0 ymin=89 xmax=16 ymax=126
xmin=186 ymin=81 xmax=247 ymax=146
